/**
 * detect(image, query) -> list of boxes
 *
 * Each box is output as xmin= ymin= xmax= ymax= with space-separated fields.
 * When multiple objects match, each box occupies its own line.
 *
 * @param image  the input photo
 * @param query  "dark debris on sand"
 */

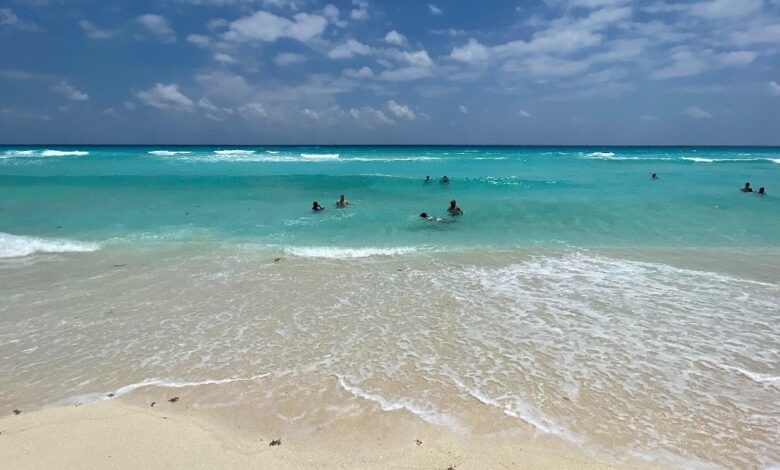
xmin=12 ymin=409 xmax=21 ymax=415
xmin=168 ymin=397 xmax=179 ymax=403
xmin=273 ymin=257 xmax=282 ymax=262
xmin=106 ymin=393 xmax=115 ymax=398
xmin=415 ymin=439 xmax=422 ymax=446
xmin=269 ymin=439 xmax=282 ymax=447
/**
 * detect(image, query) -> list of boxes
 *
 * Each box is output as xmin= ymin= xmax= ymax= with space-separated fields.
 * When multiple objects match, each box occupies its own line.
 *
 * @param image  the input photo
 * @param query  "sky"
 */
xmin=1 ymin=0 xmax=779 ymax=145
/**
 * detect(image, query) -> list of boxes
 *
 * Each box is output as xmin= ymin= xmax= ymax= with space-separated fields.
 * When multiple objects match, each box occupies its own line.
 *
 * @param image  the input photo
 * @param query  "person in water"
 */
xmin=424 ymin=176 xmax=432 ymax=183
xmin=741 ymin=182 xmax=753 ymax=192
xmin=758 ymin=187 xmax=766 ymax=195
xmin=440 ymin=176 xmax=450 ymax=184
xmin=312 ymin=201 xmax=325 ymax=212
xmin=651 ymin=173 xmax=658 ymax=180
xmin=447 ymin=199 xmax=463 ymax=216
xmin=335 ymin=194 xmax=350 ymax=207
xmin=420 ymin=212 xmax=454 ymax=223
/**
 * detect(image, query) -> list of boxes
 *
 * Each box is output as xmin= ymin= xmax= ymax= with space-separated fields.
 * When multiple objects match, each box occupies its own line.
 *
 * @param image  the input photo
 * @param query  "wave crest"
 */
xmin=0 ymin=232 xmax=100 ymax=258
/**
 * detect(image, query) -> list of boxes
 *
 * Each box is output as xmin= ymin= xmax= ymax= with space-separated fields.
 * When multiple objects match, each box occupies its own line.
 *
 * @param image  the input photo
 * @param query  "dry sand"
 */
xmin=0 ymin=400 xmax=635 ymax=470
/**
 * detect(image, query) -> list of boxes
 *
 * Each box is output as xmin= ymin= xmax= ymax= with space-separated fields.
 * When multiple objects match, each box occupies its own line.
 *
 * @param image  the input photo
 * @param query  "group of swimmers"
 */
xmin=312 ymin=177 xmax=464 ymax=222
xmin=311 ymin=175 xmax=767 ymax=216
xmin=312 ymin=194 xmax=349 ymax=211
xmin=424 ymin=175 xmax=449 ymax=184
xmin=741 ymin=182 xmax=767 ymax=195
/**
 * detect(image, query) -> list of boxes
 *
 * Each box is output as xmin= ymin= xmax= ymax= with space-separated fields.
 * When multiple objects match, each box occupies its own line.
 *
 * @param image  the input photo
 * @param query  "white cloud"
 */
xmin=652 ymin=48 xmax=757 ymax=80
xmin=684 ymin=106 xmax=713 ymax=119
xmin=343 ymin=66 xmax=374 ymax=78
xmin=651 ymin=50 xmax=709 ymax=79
xmin=214 ymin=52 xmax=236 ymax=64
xmin=349 ymin=106 xmax=394 ymax=126
xmin=689 ymin=0 xmax=763 ymax=19
xmin=519 ymin=109 xmax=531 ymax=118
xmin=137 ymin=83 xmax=194 ymax=111
xmin=79 ymin=19 xmax=112 ymax=39
xmin=274 ymin=52 xmax=306 ymax=66
xmin=384 ymin=30 xmax=407 ymax=46
xmin=351 ymin=0 xmax=369 ymax=20
xmin=387 ymin=100 xmax=416 ymax=120
xmin=397 ymin=50 xmax=433 ymax=67
xmin=137 ymin=14 xmax=176 ymax=43
xmin=428 ymin=4 xmax=442 ymax=14
xmin=195 ymin=71 xmax=253 ymax=100
xmin=187 ymin=34 xmax=211 ymax=47
xmin=224 ymin=10 xmax=327 ymax=43
xmin=238 ymin=102 xmax=268 ymax=119
xmin=769 ymin=81 xmax=780 ymax=96
xmin=327 ymin=39 xmax=371 ymax=59
xmin=0 ymin=7 xmax=43 ymax=32
xmin=458 ymin=105 xmax=468 ymax=114
xmin=379 ymin=66 xmax=433 ymax=81
xmin=197 ymin=97 xmax=218 ymax=111
xmin=730 ymin=22 xmax=780 ymax=45
xmin=323 ymin=4 xmax=347 ymax=27
xmin=450 ymin=38 xmax=491 ymax=63
xmin=52 ymin=81 xmax=88 ymax=101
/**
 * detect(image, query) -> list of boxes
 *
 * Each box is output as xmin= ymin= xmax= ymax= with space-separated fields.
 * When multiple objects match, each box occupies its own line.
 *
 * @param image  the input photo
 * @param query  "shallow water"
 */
xmin=1 ymin=147 xmax=779 ymax=468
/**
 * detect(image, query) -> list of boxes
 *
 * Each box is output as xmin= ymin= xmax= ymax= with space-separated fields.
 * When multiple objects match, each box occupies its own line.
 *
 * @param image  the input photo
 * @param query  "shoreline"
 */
xmin=0 ymin=400 xmax=641 ymax=470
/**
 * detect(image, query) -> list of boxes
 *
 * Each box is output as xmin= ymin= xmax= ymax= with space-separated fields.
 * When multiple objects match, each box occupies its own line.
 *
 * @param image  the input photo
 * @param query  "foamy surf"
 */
xmin=148 ymin=150 xmax=192 ymax=156
xmin=1 ymin=149 xmax=89 ymax=158
xmin=213 ymin=150 xmax=256 ymax=156
xmin=283 ymin=246 xmax=419 ymax=258
xmin=336 ymin=375 xmax=459 ymax=427
xmin=300 ymin=153 xmax=339 ymax=160
xmin=41 ymin=150 xmax=89 ymax=157
xmin=57 ymin=374 xmax=271 ymax=406
xmin=0 ymin=232 xmax=100 ymax=258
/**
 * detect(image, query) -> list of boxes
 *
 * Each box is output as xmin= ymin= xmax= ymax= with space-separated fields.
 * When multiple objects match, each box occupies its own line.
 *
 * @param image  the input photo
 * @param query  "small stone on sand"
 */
xmin=168 ymin=397 xmax=179 ymax=403
xmin=12 ymin=409 xmax=21 ymax=415
xmin=269 ymin=439 xmax=281 ymax=447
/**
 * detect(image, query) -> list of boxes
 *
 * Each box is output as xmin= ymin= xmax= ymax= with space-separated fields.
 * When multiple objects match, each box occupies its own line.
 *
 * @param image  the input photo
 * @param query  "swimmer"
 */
xmin=758 ymin=187 xmax=766 ymax=195
xmin=312 ymin=201 xmax=325 ymax=212
xmin=440 ymin=176 xmax=450 ymax=184
xmin=419 ymin=212 xmax=454 ymax=224
xmin=741 ymin=182 xmax=753 ymax=192
xmin=651 ymin=173 xmax=658 ymax=180
xmin=335 ymin=194 xmax=350 ymax=207
xmin=424 ymin=176 xmax=432 ymax=183
xmin=447 ymin=199 xmax=463 ymax=216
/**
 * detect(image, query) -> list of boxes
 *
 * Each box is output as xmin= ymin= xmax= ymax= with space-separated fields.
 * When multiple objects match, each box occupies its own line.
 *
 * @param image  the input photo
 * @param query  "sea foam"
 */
xmin=0 ymin=232 xmax=100 ymax=258
xmin=283 ymin=246 xmax=418 ymax=258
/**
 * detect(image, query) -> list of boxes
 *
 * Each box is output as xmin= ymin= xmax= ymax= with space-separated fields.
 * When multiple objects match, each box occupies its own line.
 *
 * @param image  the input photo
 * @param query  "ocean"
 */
xmin=1 ymin=146 xmax=778 ymax=468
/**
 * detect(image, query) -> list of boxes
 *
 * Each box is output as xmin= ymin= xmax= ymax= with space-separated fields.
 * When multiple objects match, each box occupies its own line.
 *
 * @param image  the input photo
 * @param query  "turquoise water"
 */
xmin=1 ymin=146 xmax=778 ymax=254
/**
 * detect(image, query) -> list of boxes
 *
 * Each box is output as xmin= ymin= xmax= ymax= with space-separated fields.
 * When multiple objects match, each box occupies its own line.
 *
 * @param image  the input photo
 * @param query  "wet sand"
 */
xmin=0 ymin=400 xmax=635 ymax=470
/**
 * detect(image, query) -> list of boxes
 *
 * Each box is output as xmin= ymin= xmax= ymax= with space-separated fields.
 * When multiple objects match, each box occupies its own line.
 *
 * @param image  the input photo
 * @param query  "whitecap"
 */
xmin=148 ymin=150 xmax=192 ymax=156
xmin=0 ymin=232 xmax=100 ymax=258
xmin=41 ymin=150 xmax=89 ymax=157
xmin=213 ymin=150 xmax=256 ymax=156
xmin=586 ymin=152 xmax=616 ymax=158
xmin=300 ymin=153 xmax=340 ymax=160
xmin=1 ymin=150 xmax=36 ymax=159
xmin=283 ymin=246 xmax=418 ymax=259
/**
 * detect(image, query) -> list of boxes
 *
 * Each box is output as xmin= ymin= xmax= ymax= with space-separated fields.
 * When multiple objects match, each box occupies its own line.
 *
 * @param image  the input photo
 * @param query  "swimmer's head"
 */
xmin=759 ymin=187 xmax=765 ymax=194
xmin=420 ymin=212 xmax=428 ymax=218
xmin=745 ymin=182 xmax=751 ymax=188
xmin=450 ymin=199 xmax=457 ymax=207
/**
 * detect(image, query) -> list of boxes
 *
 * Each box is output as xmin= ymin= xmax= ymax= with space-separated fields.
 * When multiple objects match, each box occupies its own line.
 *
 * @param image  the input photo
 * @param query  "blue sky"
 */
xmin=1 ymin=0 xmax=779 ymax=144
